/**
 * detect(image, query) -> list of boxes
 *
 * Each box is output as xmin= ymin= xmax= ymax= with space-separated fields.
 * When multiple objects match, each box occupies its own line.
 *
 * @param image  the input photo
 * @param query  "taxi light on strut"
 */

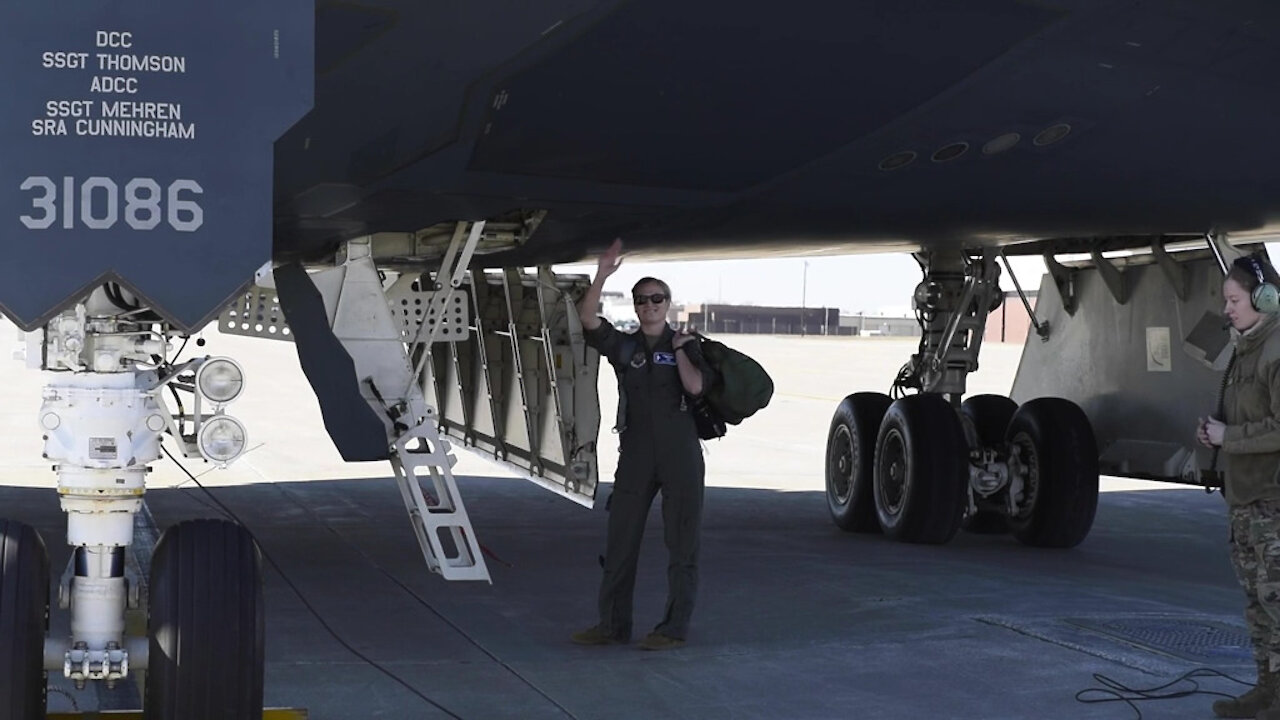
xmin=197 ymin=415 xmax=247 ymax=465
xmin=195 ymin=357 xmax=245 ymax=404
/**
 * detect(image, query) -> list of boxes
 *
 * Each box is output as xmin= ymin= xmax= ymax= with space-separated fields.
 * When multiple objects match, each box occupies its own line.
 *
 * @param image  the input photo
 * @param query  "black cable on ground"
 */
xmin=159 ymin=447 xmax=464 ymax=720
xmin=1075 ymin=667 xmax=1253 ymax=720
xmin=272 ymin=482 xmax=581 ymax=720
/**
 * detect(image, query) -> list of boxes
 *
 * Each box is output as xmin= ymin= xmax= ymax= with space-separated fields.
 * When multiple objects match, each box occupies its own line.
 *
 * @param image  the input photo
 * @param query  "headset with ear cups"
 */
xmin=1245 ymin=255 xmax=1280 ymax=314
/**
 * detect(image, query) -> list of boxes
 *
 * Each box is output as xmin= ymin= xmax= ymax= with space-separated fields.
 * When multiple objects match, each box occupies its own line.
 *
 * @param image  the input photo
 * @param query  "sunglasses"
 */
xmin=633 ymin=293 xmax=668 ymax=305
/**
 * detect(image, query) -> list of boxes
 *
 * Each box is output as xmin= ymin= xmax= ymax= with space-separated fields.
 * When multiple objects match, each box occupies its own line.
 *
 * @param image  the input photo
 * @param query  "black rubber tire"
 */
xmin=0 ymin=520 xmax=49 ymax=720
xmin=960 ymin=394 xmax=1018 ymax=448
xmin=146 ymin=519 xmax=264 ymax=720
xmin=1005 ymin=398 xmax=1100 ymax=548
xmin=873 ymin=394 xmax=968 ymax=544
xmin=960 ymin=395 xmax=1018 ymax=535
xmin=826 ymin=393 xmax=893 ymax=532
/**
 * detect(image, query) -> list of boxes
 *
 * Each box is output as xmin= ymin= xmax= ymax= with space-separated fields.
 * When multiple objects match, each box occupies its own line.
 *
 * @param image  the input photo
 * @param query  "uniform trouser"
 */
xmin=1229 ymin=498 xmax=1280 ymax=672
xmin=597 ymin=439 xmax=705 ymax=640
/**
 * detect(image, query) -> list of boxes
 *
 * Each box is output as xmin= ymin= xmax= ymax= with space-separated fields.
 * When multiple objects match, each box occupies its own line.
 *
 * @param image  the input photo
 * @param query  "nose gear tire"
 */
xmin=146 ymin=519 xmax=264 ymax=720
xmin=0 ymin=519 xmax=50 ymax=720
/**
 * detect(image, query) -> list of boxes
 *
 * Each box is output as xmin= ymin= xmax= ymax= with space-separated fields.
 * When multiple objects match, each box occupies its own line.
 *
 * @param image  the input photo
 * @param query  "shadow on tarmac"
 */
xmin=6 ymin=476 xmax=1252 ymax=720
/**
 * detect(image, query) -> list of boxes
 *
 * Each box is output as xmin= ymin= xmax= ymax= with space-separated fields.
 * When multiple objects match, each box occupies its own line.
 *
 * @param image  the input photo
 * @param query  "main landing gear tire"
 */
xmin=0 ymin=520 xmax=49 ymax=720
xmin=959 ymin=394 xmax=1018 ymax=535
xmin=874 ymin=394 xmax=968 ymax=544
xmin=1006 ymin=398 xmax=1099 ymax=549
xmin=146 ymin=519 xmax=264 ymax=720
xmin=826 ymin=393 xmax=893 ymax=533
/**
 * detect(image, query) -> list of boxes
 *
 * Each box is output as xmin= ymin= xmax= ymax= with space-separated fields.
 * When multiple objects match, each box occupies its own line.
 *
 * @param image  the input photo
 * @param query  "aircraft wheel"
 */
xmin=959 ymin=394 xmax=1018 ymax=535
xmin=146 ymin=519 xmax=264 ymax=720
xmin=826 ymin=393 xmax=892 ymax=533
xmin=1005 ymin=398 xmax=1099 ymax=548
xmin=0 ymin=520 xmax=49 ymax=720
xmin=960 ymin=394 xmax=1017 ymax=447
xmin=873 ymin=394 xmax=968 ymax=544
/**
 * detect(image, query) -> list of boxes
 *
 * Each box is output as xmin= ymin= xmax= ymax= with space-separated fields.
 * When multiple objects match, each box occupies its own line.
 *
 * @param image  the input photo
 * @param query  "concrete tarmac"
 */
xmin=0 ymin=321 xmax=1249 ymax=719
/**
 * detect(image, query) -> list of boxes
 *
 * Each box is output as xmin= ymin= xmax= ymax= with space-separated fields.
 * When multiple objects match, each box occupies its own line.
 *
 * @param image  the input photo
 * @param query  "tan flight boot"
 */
xmin=569 ymin=624 xmax=629 ymax=646
xmin=1212 ymin=664 xmax=1276 ymax=718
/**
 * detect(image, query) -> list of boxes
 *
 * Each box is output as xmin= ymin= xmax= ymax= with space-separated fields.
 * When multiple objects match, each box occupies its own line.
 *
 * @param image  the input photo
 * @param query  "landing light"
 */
xmin=196 ymin=357 xmax=245 ymax=404
xmin=197 ymin=415 xmax=247 ymax=465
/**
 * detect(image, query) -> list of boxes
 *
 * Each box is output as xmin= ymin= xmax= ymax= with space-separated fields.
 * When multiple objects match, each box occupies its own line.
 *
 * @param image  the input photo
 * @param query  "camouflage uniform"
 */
xmin=1229 ymin=499 xmax=1280 ymax=672
xmin=1221 ymin=313 xmax=1280 ymax=688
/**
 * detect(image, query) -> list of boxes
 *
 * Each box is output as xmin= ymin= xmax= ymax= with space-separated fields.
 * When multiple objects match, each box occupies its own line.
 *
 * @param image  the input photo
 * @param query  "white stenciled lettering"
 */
xmin=31 ymin=119 xmax=68 ymax=137
xmin=167 ymin=180 xmax=204 ymax=232
xmin=42 ymin=51 xmax=90 ymax=69
xmin=100 ymin=101 xmax=181 ymax=121
xmin=75 ymin=119 xmax=196 ymax=140
xmin=89 ymin=76 xmax=139 ymax=94
xmin=95 ymin=31 xmax=133 ymax=49
xmin=80 ymin=177 xmax=118 ymax=230
xmin=62 ymin=177 xmax=74 ymax=229
xmin=97 ymin=54 xmax=185 ymax=74
xmin=124 ymin=179 xmax=162 ymax=230
xmin=19 ymin=177 xmax=56 ymax=229
xmin=46 ymin=100 xmax=95 ymax=118
xmin=18 ymin=177 xmax=205 ymax=232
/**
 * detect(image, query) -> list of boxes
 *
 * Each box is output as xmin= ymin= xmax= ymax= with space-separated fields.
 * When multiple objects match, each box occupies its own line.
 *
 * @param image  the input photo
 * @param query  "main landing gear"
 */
xmin=824 ymin=250 xmax=1099 ymax=548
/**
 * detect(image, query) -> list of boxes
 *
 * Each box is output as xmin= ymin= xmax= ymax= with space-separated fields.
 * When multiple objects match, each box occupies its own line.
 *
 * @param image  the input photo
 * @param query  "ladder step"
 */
xmin=392 ymin=425 xmax=491 ymax=583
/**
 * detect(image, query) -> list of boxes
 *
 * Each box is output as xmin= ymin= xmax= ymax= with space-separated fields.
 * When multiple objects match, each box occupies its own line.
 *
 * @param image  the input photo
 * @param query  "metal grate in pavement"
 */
xmin=1066 ymin=616 xmax=1252 ymax=663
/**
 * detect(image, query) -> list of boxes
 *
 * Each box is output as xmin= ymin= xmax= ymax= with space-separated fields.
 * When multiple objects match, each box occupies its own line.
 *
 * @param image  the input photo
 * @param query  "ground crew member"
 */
xmin=1198 ymin=255 xmax=1280 ymax=719
xmin=571 ymin=238 xmax=715 ymax=651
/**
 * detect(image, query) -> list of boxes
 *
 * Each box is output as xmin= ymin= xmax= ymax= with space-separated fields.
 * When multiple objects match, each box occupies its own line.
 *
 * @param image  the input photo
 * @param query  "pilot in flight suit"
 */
xmin=571 ymin=239 xmax=715 ymax=650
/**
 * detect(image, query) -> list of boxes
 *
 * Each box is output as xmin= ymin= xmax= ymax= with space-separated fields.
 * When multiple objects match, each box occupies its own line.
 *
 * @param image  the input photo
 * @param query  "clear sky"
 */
xmin=556 ymin=252 xmax=1050 ymax=316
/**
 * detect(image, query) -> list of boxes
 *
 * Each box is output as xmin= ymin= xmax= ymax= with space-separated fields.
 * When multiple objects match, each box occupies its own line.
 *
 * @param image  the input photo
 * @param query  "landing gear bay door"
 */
xmin=0 ymin=1 xmax=314 ymax=332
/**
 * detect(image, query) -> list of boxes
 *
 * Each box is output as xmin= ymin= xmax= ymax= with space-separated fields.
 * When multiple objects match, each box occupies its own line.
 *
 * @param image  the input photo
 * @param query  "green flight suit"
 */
xmin=585 ymin=319 xmax=713 ymax=640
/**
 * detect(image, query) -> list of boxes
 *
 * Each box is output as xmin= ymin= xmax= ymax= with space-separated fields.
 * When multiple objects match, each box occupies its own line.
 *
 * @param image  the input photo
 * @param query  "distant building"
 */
xmin=837 ymin=314 xmax=920 ymax=337
xmin=835 ymin=291 xmax=1037 ymax=341
xmin=985 ymin=290 xmax=1038 ymax=343
xmin=680 ymin=304 xmax=839 ymax=335
xmin=600 ymin=291 xmax=1038 ymax=343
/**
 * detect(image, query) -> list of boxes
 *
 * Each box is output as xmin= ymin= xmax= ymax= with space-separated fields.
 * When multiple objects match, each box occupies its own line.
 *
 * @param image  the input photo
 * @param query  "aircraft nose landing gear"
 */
xmin=0 ymin=288 xmax=265 ymax=718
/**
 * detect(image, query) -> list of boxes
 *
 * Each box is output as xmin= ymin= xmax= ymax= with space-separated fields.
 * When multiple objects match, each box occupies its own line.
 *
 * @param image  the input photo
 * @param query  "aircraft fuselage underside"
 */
xmin=271 ymin=0 xmax=1280 ymax=266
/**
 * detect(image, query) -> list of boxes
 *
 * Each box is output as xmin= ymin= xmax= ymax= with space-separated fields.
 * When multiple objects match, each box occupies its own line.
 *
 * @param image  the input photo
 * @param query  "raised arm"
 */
xmin=578 ymin=238 xmax=623 ymax=331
